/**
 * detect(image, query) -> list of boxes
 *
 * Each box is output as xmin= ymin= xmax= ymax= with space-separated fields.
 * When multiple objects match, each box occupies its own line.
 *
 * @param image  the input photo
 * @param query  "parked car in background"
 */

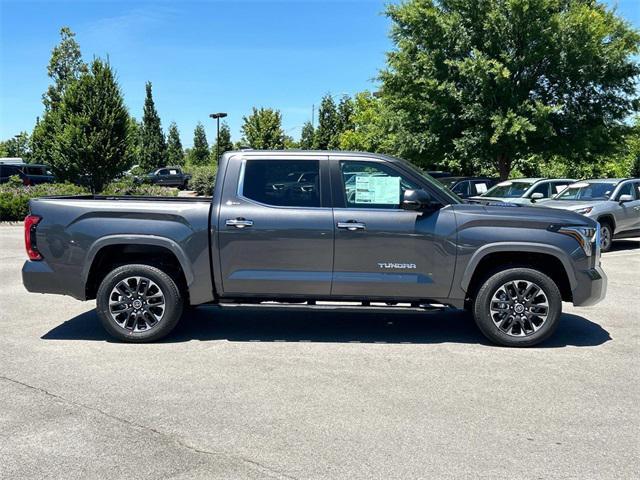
xmin=537 ymin=178 xmax=640 ymax=252
xmin=439 ymin=176 xmax=497 ymax=199
xmin=0 ymin=162 xmax=55 ymax=185
xmin=139 ymin=167 xmax=191 ymax=189
xmin=468 ymin=178 xmax=576 ymax=205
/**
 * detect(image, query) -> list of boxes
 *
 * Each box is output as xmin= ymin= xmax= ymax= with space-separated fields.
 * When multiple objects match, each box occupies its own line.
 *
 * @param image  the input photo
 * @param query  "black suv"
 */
xmin=0 ymin=163 xmax=55 ymax=185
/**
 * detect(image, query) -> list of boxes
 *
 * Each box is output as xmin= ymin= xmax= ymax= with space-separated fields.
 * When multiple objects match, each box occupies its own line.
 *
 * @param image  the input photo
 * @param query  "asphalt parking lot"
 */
xmin=0 ymin=225 xmax=638 ymax=480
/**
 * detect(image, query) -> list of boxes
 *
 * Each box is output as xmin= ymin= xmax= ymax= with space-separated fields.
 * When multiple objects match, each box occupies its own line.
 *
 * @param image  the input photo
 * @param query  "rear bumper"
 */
xmin=22 ymin=260 xmax=85 ymax=300
xmin=571 ymin=265 xmax=607 ymax=307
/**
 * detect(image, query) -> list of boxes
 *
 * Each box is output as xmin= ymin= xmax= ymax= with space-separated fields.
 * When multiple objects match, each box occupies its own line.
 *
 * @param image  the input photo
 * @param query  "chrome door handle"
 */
xmin=337 ymin=221 xmax=366 ymax=231
xmin=226 ymin=218 xmax=253 ymax=228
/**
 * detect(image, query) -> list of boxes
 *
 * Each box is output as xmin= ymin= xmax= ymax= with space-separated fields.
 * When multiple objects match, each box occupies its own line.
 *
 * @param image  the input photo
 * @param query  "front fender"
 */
xmin=460 ymin=242 xmax=578 ymax=292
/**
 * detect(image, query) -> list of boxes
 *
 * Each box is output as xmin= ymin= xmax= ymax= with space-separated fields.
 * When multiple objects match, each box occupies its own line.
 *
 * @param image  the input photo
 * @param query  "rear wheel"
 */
xmin=472 ymin=268 xmax=562 ymax=347
xmin=96 ymin=264 xmax=183 ymax=342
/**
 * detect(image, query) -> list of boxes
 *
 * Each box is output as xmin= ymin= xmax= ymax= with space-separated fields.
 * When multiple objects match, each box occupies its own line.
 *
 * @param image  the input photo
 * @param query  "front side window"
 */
xmin=157 ymin=169 xmax=169 ymax=175
xmin=528 ymin=182 xmax=550 ymax=198
xmin=616 ymin=182 xmax=635 ymax=200
xmin=242 ymin=159 xmax=320 ymax=207
xmin=340 ymin=161 xmax=418 ymax=209
xmin=451 ymin=181 xmax=469 ymax=197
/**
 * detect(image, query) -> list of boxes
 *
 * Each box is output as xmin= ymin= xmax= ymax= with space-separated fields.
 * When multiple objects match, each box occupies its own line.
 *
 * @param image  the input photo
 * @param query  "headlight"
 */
xmin=575 ymin=206 xmax=593 ymax=215
xmin=549 ymin=225 xmax=597 ymax=256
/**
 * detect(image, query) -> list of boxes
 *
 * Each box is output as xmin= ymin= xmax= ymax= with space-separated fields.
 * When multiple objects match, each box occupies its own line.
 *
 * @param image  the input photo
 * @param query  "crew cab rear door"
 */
xmin=217 ymin=154 xmax=333 ymax=296
xmin=329 ymin=155 xmax=457 ymax=300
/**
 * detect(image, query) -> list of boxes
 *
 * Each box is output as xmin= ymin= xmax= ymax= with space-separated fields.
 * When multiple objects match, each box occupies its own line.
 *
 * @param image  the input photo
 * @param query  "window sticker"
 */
xmin=354 ymin=176 xmax=401 ymax=204
xmin=475 ymin=183 xmax=488 ymax=194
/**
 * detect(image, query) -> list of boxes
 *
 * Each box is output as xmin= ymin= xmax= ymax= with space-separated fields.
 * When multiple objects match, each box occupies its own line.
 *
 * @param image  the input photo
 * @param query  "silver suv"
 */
xmin=468 ymin=178 xmax=576 ymax=205
xmin=539 ymin=178 xmax=640 ymax=251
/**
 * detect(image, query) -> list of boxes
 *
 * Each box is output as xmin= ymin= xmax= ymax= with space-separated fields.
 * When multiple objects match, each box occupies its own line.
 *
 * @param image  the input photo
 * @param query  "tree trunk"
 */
xmin=497 ymin=153 xmax=511 ymax=180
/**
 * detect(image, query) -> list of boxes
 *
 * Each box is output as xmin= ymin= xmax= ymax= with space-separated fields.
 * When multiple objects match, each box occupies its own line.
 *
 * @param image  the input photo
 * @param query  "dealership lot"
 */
xmin=0 ymin=225 xmax=638 ymax=480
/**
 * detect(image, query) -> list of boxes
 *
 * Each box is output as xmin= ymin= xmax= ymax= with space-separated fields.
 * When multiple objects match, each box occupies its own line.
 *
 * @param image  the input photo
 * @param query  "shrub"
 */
xmin=0 ymin=179 xmax=89 ymax=221
xmin=100 ymin=177 xmax=178 ymax=197
xmin=183 ymin=165 xmax=216 ymax=196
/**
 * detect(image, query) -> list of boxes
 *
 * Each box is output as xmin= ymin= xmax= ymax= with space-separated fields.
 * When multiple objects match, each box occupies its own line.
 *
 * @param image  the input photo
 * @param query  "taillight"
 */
xmin=24 ymin=215 xmax=42 ymax=260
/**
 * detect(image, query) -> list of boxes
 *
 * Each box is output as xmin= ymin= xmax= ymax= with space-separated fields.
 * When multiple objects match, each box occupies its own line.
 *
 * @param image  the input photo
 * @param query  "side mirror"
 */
xmin=402 ymin=189 xmax=432 ymax=211
xmin=619 ymin=194 xmax=633 ymax=204
xmin=530 ymin=192 xmax=544 ymax=202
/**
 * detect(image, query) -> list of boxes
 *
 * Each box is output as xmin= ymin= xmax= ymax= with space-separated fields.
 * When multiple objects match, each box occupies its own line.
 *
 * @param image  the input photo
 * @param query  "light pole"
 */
xmin=209 ymin=112 xmax=228 ymax=164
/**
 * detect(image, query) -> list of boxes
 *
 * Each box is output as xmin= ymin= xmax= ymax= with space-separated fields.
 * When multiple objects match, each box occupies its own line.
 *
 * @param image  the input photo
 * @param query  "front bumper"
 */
xmin=571 ymin=265 xmax=607 ymax=307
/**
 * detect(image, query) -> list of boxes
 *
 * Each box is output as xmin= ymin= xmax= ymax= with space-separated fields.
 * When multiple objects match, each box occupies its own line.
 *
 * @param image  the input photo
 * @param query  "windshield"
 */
xmin=556 ymin=181 xmax=617 ymax=200
xmin=482 ymin=181 xmax=533 ymax=198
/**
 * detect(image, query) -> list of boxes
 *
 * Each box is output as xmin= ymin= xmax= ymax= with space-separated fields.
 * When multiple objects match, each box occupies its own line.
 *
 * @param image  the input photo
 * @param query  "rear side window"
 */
xmin=242 ymin=160 xmax=320 ymax=208
xmin=25 ymin=166 xmax=45 ymax=175
xmin=1 ymin=165 xmax=21 ymax=177
xmin=471 ymin=181 xmax=490 ymax=195
xmin=635 ymin=182 xmax=640 ymax=199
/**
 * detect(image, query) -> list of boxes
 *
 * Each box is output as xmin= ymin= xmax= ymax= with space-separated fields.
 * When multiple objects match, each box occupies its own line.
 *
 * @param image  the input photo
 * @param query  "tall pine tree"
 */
xmin=31 ymin=27 xmax=87 ymax=165
xmin=167 ymin=122 xmax=184 ymax=165
xmin=299 ymin=121 xmax=315 ymax=150
xmin=188 ymin=123 xmax=209 ymax=165
xmin=314 ymin=94 xmax=339 ymax=149
xmin=210 ymin=121 xmax=233 ymax=162
xmin=140 ymin=82 xmax=167 ymax=171
xmin=50 ymin=59 xmax=129 ymax=192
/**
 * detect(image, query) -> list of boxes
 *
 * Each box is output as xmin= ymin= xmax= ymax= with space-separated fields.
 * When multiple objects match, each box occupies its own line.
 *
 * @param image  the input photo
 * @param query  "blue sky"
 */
xmin=1 ymin=0 xmax=638 ymax=147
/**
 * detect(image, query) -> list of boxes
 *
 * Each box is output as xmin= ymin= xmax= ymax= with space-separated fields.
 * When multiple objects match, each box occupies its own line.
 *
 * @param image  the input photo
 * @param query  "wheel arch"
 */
xmin=462 ymin=243 xmax=576 ymax=303
xmin=83 ymin=235 xmax=194 ymax=301
xmin=596 ymin=214 xmax=615 ymax=232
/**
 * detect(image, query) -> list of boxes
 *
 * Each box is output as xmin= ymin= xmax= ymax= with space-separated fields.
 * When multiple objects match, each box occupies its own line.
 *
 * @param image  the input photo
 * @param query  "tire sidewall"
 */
xmin=473 ymin=268 xmax=562 ymax=347
xmin=600 ymin=223 xmax=613 ymax=252
xmin=96 ymin=264 xmax=183 ymax=343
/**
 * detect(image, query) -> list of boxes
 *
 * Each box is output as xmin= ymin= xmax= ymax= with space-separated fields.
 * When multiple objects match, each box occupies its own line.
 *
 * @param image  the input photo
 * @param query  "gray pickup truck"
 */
xmin=22 ymin=151 xmax=606 ymax=347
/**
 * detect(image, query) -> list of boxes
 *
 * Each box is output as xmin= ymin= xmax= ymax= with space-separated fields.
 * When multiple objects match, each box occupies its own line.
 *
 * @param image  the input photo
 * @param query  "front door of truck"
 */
xmin=330 ymin=157 xmax=457 ymax=300
xmin=218 ymin=155 xmax=334 ymax=297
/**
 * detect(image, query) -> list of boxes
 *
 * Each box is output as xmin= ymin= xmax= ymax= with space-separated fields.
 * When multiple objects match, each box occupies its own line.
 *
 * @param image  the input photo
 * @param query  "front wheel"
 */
xmin=599 ymin=223 xmax=613 ymax=253
xmin=472 ymin=268 xmax=562 ymax=347
xmin=96 ymin=264 xmax=183 ymax=342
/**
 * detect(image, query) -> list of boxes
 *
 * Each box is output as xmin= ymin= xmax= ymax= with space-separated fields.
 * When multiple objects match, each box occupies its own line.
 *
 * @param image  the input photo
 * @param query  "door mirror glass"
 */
xmin=402 ymin=189 xmax=432 ymax=211
xmin=530 ymin=192 xmax=545 ymax=200
xmin=619 ymin=194 xmax=633 ymax=203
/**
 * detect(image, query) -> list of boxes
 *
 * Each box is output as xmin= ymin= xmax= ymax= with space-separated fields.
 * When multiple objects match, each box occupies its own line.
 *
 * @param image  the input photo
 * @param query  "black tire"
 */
xmin=96 ymin=264 xmax=183 ymax=343
xmin=472 ymin=267 xmax=562 ymax=347
xmin=599 ymin=222 xmax=613 ymax=253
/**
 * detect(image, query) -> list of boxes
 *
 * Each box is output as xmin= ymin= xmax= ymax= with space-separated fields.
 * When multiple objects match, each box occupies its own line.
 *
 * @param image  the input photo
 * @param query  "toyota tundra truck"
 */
xmin=22 ymin=151 xmax=607 ymax=347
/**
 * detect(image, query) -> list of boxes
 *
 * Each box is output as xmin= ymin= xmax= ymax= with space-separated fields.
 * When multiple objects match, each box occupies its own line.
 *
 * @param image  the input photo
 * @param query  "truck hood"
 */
xmin=451 ymin=202 xmax=595 ymax=228
xmin=535 ymin=199 xmax=602 ymax=211
xmin=467 ymin=196 xmax=532 ymax=205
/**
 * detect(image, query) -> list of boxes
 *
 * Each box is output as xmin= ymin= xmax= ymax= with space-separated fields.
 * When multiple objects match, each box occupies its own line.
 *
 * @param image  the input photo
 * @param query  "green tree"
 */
xmin=0 ymin=132 xmax=31 ymax=160
xmin=381 ymin=0 xmax=640 ymax=179
xmin=140 ymin=82 xmax=167 ymax=170
xmin=299 ymin=121 xmax=315 ymax=150
xmin=314 ymin=94 xmax=339 ymax=149
xmin=126 ymin=117 xmax=143 ymax=168
xmin=167 ymin=122 xmax=184 ymax=165
xmin=31 ymin=27 xmax=87 ymax=166
xmin=210 ymin=121 xmax=234 ymax=162
xmin=49 ymin=59 xmax=129 ymax=192
xmin=43 ymin=26 xmax=87 ymax=110
xmin=188 ymin=123 xmax=210 ymax=165
xmin=336 ymin=95 xmax=355 ymax=137
xmin=338 ymin=91 xmax=398 ymax=154
xmin=241 ymin=107 xmax=285 ymax=149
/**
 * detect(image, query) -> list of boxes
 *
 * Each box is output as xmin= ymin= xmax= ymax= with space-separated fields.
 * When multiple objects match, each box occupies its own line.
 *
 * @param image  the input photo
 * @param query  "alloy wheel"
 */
xmin=489 ymin=279 xmax=549 ymax=337
xmin=108 ymin=276 xmax=166 ymax=332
